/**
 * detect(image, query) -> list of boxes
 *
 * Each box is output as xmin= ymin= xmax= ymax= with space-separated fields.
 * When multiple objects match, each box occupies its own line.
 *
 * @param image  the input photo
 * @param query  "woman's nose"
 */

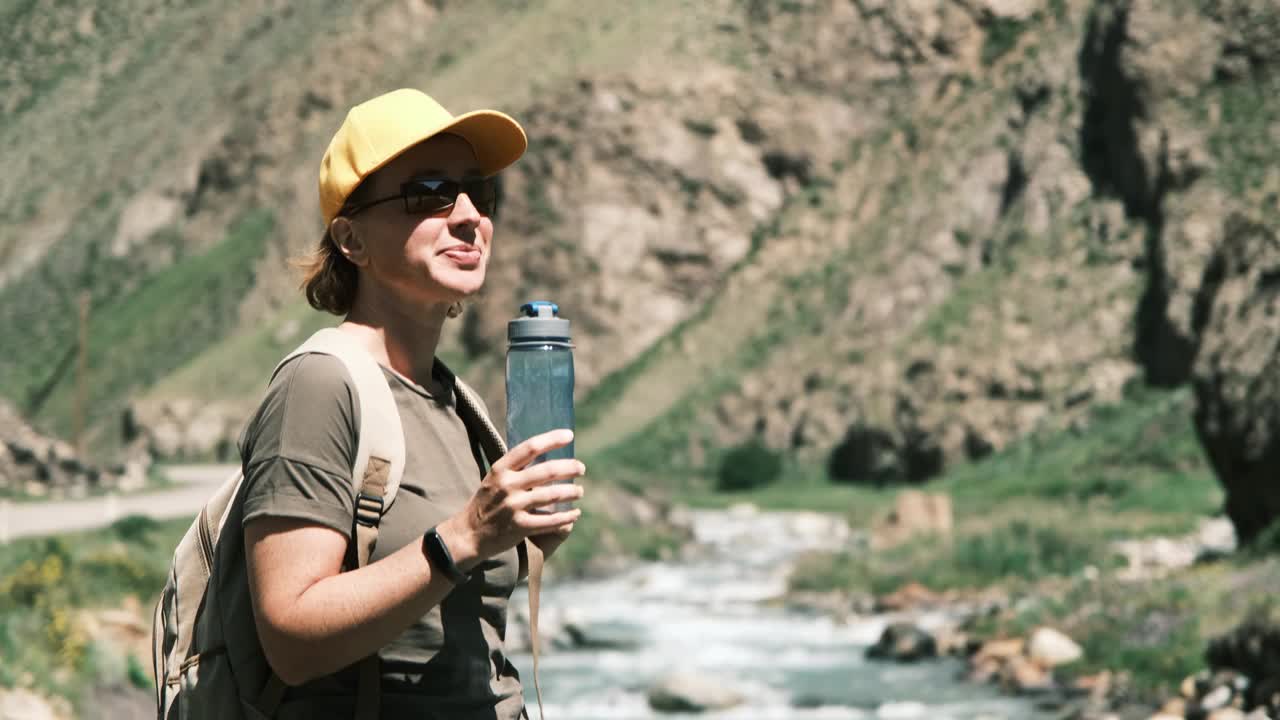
xmin=449 ymin=192 xmax=482 ymax=228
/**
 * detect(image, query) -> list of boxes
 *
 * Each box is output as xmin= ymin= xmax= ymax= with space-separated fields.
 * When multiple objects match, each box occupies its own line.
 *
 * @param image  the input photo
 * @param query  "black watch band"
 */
xmin=422 ymin=527 xmax=469 ymax=584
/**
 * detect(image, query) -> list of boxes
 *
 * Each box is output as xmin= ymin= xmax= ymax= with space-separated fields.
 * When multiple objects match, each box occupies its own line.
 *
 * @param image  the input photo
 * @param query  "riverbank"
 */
xmin=2 ymin=389 xmax=1269 ymax=718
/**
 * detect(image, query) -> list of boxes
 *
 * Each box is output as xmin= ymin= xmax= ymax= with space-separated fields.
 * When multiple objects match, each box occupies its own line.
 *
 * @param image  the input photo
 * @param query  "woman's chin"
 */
xmin=432 ymin=266 xmax=486 ymax=298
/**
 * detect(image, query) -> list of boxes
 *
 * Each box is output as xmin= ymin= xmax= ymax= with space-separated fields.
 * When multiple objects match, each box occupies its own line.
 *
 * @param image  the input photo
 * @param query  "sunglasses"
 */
xmin=343 ymin=176 xmax=499 ymax=218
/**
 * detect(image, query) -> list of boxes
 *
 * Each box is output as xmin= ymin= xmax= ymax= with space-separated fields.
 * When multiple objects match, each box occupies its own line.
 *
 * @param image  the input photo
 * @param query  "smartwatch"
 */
xmin=422 ymin=527 xmax=470 ymax=584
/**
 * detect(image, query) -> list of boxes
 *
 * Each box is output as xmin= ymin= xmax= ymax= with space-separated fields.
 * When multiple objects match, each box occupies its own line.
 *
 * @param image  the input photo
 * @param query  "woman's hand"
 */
xmin=437 ymin=429 xmax=584 ymax=569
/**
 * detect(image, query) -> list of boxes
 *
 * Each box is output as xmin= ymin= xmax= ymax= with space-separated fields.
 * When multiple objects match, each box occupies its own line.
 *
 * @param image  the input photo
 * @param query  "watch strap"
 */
xmin=423 ymin=527 xmax=469 ymax=584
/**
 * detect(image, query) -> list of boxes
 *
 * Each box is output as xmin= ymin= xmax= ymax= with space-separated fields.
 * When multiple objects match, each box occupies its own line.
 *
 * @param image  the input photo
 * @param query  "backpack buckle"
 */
xmin=355 ymin=492 xmax=384 ymax=527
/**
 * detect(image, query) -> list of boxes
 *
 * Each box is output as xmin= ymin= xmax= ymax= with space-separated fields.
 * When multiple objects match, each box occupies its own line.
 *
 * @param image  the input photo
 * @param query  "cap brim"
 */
xmin=439 ymin=110 xmax=528 ymax=177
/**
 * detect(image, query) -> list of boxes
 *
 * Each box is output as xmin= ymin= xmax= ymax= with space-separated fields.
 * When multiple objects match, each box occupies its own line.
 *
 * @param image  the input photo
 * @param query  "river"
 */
xmin=509 ymin=505 xmax=1051 ymax=719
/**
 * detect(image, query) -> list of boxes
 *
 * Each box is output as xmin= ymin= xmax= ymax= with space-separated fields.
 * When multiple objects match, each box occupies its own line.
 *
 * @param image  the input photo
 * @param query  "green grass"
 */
xmin=792 ymin=517 xmax=1123 ymax=596
xmin=33 ymin=209 xmax=274 ymax=450
xmin=790 ymin=386 xmax=1221 ymax=595
xmin=1207 ymin=75 xmax=1279 ymax=197
xmin=981 ymin=17 xmax=1031 ymax=66
xmin=144 ymin=301 xmax=333 ymax=405
xmin=942 ymin=385 xmax=1218 ymax=521
xmin=0 ymin=515 xmax=191 ymax=706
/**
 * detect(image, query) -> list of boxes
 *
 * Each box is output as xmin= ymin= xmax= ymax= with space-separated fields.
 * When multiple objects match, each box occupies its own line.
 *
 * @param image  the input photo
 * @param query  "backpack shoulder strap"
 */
xmin=451 ymin=374 xmax=508 ymax=460
xmin=273 ymin=327 xmax=405 ymax=563
xmin=267 ymin=328 xmax=405 ymax=720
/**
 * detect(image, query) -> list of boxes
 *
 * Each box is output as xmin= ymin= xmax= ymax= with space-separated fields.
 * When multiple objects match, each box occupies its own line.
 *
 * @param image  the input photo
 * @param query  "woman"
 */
xmin=237 ymin=89 xmax=583 ymax=719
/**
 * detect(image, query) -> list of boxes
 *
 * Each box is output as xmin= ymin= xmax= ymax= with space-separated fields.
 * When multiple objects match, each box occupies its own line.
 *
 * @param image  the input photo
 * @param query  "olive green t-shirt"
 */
xmin=234 ymin=353 xmax=524 ymax=720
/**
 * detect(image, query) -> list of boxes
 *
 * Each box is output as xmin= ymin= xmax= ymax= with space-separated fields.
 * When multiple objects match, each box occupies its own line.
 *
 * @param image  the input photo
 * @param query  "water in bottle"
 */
xmin=506 ymin=301 xmax=575 ymax=513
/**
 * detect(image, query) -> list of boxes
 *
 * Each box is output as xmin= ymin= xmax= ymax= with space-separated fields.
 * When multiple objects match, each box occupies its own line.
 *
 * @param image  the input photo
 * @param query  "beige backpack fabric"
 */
xmin=151 ymin=329 xmax=547 ymax=720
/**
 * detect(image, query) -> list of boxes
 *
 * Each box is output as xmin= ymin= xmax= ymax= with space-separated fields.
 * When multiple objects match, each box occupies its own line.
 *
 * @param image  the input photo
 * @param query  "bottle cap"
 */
xmin=508 ymin=300 xmax=571 ymax=343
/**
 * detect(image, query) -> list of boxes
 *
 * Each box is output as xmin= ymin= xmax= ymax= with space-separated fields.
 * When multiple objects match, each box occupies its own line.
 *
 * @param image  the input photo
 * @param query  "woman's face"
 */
xmin=349 ymin=134 xmax=495 ymax=309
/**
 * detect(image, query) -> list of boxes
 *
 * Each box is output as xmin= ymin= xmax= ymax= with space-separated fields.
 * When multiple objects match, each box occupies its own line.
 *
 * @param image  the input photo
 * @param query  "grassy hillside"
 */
xmin=0 ymin=0 xmax=748 ymax=456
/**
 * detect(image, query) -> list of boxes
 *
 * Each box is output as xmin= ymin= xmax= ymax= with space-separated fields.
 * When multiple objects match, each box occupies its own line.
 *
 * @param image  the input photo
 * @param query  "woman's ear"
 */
xmin=330 ymin=217 xmax=370 ymax=268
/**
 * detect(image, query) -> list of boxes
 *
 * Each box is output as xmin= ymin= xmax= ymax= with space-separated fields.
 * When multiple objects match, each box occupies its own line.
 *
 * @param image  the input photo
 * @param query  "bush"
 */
xmin=717 ymin=441 xmax=783 ymax=492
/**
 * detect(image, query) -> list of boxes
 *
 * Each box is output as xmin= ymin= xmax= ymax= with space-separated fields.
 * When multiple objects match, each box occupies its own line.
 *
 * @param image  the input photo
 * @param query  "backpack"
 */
xmin=151 ymin=328 xmax=548 ymax=720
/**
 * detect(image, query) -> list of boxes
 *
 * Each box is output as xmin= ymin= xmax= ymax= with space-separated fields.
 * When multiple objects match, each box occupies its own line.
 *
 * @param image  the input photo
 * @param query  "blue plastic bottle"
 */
xmin=506 ymin=301 xmax=575 ymax=513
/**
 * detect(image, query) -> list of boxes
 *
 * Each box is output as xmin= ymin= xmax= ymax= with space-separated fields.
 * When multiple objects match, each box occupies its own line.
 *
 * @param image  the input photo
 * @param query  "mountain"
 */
xmin=3 ymin=0 xmax=1278 ymax=518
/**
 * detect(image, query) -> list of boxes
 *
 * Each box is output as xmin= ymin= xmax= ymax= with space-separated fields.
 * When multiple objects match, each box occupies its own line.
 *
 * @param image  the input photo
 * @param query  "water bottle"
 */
xmin=506 ymin=301 xmax=575 ymax=513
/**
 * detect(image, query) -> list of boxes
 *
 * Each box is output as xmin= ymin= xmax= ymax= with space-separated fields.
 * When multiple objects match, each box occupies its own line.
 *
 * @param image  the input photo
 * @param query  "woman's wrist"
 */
xmin=435 ymin=515 xmax=484 ymax=573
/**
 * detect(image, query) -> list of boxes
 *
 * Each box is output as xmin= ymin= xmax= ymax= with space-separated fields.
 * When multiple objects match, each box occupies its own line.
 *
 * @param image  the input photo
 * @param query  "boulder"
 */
xmin=871 ymin=490 xmax=953 ymax=549
xmin=1000 ymin=655 xmax=1053 ymax=694
xmin=973 ymin=637 xmax=1026 ymax=664
xmin=1192 ymin=214 xmax=1280 ymax=544
xmin=1027 ymin=627 xmax=1083 ymax=668
xmin=866 ymin=622 xmax=937 ymax=663
xmin=0 ymin=398 xmax=110 ymax=498
xmin=1206 ymin=617 xmax=1280 ymax=711
xmin=647 ymin=673 xmax=744 ymax=713
xmin=561 ymin=620 xmax=644 ymax=651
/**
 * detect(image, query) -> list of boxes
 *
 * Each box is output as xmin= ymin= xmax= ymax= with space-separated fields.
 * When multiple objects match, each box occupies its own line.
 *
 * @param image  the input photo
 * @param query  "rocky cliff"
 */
xmin=3 ymin=0 xmax=1279 ymax=538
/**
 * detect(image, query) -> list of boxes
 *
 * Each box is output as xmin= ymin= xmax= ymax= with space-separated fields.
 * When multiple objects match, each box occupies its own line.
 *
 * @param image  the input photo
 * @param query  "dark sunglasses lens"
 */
xmin=404 ymin=179 xmax=456 ymax=214
xmin=403 ymin=178 xmax=497 ymax=215
xmin=465 ymin=178 xmax=498 ymax=215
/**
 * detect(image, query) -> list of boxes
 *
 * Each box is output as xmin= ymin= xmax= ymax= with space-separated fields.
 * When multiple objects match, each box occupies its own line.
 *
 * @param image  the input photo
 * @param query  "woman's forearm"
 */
xmin=256 ymin=519 xmax=479 ymax=685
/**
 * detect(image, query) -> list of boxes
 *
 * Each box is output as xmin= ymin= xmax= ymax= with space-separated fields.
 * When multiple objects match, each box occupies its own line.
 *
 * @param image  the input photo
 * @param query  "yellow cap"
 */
xmin=318 ymin=88 xmax=527 ymax=225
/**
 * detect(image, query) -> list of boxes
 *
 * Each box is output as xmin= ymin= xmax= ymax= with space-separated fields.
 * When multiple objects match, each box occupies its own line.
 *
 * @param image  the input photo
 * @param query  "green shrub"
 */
xmin=948 ymin=520 xmax=1108 ymax=582
xmin=1247 ymin=518 xmax=1280 ymax=556
xmin=127 ymin=654 xmax=152 ymax=690
xmin=982 ymin=17 xmax=1029 ymax=66
xmin=717 ymin=441 xmax=783 ymax=492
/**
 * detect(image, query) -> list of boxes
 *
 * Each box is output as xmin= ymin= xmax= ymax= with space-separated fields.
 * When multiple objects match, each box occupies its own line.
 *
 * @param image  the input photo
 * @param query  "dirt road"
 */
xmin=0 ymin=464 xmax=236 ymax=542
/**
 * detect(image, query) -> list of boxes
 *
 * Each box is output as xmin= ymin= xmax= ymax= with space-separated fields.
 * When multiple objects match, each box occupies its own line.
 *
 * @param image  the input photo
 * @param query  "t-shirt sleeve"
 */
xmin=239 ymin=353 xmax=360 ymax=538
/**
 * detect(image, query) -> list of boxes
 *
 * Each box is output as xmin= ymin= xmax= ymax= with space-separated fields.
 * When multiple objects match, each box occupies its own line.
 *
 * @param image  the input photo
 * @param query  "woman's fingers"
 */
xmin=517 ymin=507 xmax=582 ymax=531
xmin=504 ymin=458 xmax=585 ymax=490
xmin=511 ymin=482 xmax=584 ymax=512
xmin=492 ymin=429 xmax=574 ymax=473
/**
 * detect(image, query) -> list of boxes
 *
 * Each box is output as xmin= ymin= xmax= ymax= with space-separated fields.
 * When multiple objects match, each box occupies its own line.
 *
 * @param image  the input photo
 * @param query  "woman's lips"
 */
xmin=441 ymin=246 xmax=482 ymax=266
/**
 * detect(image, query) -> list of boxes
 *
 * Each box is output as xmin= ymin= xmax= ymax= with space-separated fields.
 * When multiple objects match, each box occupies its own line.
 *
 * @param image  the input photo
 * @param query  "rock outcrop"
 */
xmin=1192 ymin=215 xmax=1280 ymax=544
xmin=0 ymin=400 xmax=148 ymax=498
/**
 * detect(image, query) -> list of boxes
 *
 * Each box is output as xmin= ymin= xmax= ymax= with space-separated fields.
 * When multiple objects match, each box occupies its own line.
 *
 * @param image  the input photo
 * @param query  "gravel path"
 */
xmin=0 ymin=464 xmax=236 ymax=542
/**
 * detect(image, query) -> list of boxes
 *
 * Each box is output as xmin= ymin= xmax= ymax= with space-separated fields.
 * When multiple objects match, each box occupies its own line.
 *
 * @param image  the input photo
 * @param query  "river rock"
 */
xmin=1201 ymin=684 xmax=1234 ymax=711
xmin=1000 ymin=655 xmax=1053 ymax=694
xmin=562 ymin=620 xmax=644 ymax=651
xmin=647 ymin=673 xmax=744 ymax=713
xmin=931 ymin=625 xmax=972 ymax=657
xmin=866 ymin=622 xmax=937 ymax=662
xmin=973 ymin=637 xmax=1025 ymax=664
xmin=875 ymin=581 xmax=942 ymax=611
xmin=1027 ymin=627 xmax=1083 ymax=668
